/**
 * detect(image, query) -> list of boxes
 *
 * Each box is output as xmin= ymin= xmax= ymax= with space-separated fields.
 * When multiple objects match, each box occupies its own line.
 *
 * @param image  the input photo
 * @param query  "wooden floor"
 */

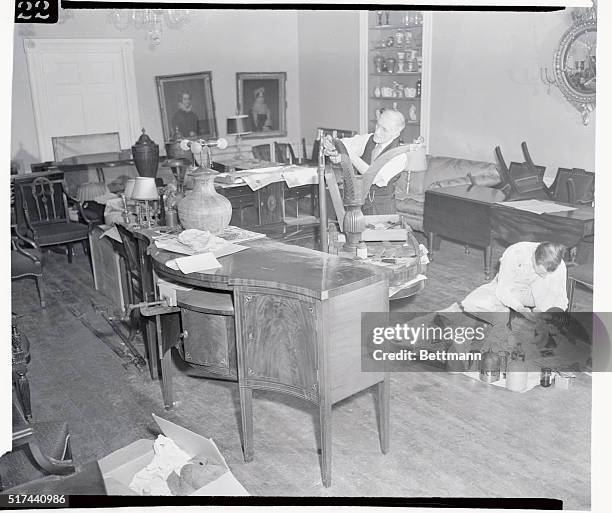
xmin=9 ymin=231 xmax=592 ymax=507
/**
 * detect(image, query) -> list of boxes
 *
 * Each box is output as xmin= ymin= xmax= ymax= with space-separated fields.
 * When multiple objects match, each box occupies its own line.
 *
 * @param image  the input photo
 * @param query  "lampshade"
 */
xmin=407 ymin=144 xmax=427 ymax=172
xmin=226 ymin=115 xmax=251 ymax=136
xmin=77 ymin=182 xmax=110 ymax=202
xmin=124 ymin=178 xmax=136 ymax=199
xmin=131 ymin=177 xmax=158 ymax=200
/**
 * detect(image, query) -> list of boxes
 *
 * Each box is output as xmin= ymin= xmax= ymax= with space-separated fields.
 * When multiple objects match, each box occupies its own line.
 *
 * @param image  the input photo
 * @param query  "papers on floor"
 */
xmin=129 ymin=435 xmax=192 ymax=496
xmin=498 ymin=199 xmax=577 ymax=214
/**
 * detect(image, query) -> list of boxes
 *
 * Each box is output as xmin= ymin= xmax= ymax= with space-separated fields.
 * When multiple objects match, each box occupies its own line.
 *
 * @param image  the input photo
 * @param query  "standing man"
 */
xmin=324 ymin=109 xmax=408 ymax=214
xmin=171 ymin=91 xmax=199 ymax=138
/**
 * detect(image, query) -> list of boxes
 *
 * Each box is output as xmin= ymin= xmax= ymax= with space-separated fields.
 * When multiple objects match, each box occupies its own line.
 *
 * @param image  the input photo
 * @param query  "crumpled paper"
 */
xmin=178 ymin=229 xmax=225 ymax=253
xmin=129 ymin=435 xmax=191 ymax=496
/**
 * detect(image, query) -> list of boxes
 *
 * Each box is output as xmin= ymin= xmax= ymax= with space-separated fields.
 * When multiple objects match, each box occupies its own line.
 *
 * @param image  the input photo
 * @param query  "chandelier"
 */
xmin=109 ymin=9 xmax=190 ymax=47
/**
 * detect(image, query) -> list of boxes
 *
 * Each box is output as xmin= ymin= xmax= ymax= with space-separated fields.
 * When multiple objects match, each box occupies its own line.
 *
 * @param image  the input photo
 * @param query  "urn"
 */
xmin=177 ymin=168 xmax=232 ymax=234
xmin=131 ymin=128 xmax=159 ymax=178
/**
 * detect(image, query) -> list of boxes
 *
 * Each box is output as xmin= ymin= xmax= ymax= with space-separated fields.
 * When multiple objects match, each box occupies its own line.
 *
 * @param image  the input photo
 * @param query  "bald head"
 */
xmin=374 ymin=110 xmax=405 ymax=144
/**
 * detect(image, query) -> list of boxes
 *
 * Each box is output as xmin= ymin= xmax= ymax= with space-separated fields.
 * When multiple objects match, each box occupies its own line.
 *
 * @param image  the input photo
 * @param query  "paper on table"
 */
xmin=167 ymin=252 xmax=222 ymax=274
xmin=155 ymin=236 xmax=248 ymax=257
xmin=242 ymin=170 xmax=284 ymax=191
xmin=282 ymin=165 xmax=318 ymax=187
xmin=498 ymin=199 xmax=577 ymax=214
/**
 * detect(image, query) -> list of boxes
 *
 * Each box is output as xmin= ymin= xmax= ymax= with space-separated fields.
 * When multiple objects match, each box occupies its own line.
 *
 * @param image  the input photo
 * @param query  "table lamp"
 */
xmin=131 ymin=177 xmax=159 ymax=228
xmin=226 ymin=115 xmax=251 ymax=159
xmin=406 ymin=139 xmax=428 ymax=189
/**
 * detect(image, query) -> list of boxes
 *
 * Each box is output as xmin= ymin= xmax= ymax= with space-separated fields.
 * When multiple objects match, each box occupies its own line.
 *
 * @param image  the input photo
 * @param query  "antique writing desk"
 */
xmin=490 ymin=202 xmax=594 ymax=253
xmin=423 ymin=185 xmax=507 ymax=279
xmin=150 ymin=238 xmax=390 ymax=486
xmin=213 ymin=157 xmax=318 ymax=228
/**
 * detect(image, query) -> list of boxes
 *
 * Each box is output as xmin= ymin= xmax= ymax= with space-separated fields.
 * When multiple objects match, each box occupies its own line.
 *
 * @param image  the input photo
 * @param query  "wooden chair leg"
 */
xmin=14 ymin=371 xmax=32 ymax=421
xmin=66 ymin=243 xmax=73 ymax=263
xmin=377 ymin=374 xmax=390 ymax=454
xmin=319 ymin=394 xmax=332 ymax=488
xmin=567 ymin=278 xmax=576 ymax=313
xmin=239 ymin=386 xmax=254 ymax=462
xmin=27 ymin=442 xmax=75 ymax=475
xmin=35 ymin=275 xmax=46 ymax=308
xmin=160 ymin=349 xmax=174 ymax=410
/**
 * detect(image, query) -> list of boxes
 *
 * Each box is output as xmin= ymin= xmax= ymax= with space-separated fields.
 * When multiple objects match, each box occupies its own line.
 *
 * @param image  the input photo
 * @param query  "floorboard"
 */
xmin=9 ymin=235 xmax=592 ymax=507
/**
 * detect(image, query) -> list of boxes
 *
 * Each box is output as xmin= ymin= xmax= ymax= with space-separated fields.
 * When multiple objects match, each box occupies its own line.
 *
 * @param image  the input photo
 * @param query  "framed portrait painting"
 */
xmin=156 ymin=71 xmax=218 ymax=141
xmin=236 ymin=72 xmax=287 ymax=138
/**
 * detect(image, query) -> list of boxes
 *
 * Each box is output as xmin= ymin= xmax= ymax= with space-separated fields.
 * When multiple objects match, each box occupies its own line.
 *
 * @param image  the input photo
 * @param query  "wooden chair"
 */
xmin=1 ymin=326 xmax=75 ymax=490
xmin=549 ymin=167 xmax=594 ymax=205
xmin=251 ymin=143 xmax=272 ymax=161
xmin=115 ymin=224 xmax=144 ymax=342
xmin=11 ymin=234 xmax=45 ymax=308
xmin=274 ymin=142 xmax=296 ymax=164
xmin=0 ymin=393 xmax=75 ymax=490
xmin=567 ymin=263 xmax=593 ymax=312
xmin=251 ymin=142 xmax=297 ymax=164
xmin=14 ymin=177 xmax=93 ymax=263
xmin=305 ymin=127 xmax=357 ymax=165
xmin=494 ymin=145 xmax=551 ymax=200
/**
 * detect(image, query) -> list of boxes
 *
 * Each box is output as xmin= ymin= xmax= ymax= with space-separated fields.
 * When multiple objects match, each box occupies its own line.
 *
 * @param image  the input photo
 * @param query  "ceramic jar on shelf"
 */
xmin=373 ymin=54 xmax=385 ymax=74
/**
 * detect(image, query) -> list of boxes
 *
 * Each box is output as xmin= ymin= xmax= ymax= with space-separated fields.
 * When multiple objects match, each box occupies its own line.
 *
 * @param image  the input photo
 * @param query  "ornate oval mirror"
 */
xmin=552 ymin=7 xmax=597 ymax=124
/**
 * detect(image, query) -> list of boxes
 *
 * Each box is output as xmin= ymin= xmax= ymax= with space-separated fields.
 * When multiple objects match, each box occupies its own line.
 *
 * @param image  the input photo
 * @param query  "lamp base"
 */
xmin=234 ymin=135 xmax=243 ymax=160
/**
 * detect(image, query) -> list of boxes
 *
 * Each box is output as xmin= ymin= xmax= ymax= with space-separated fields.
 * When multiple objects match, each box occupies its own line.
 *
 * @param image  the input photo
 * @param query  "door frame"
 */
xmin=24 ymin=38 xmax=141 ymax=162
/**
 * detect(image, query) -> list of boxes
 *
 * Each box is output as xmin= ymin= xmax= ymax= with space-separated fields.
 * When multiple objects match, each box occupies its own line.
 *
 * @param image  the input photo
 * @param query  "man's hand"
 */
xmin=322 ymin=135 xmax=341 ymax=163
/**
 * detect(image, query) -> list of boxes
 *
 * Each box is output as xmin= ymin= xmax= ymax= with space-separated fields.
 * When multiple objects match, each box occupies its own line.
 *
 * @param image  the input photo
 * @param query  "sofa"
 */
xmin=394 ymin=155 xmax=502 ymax=231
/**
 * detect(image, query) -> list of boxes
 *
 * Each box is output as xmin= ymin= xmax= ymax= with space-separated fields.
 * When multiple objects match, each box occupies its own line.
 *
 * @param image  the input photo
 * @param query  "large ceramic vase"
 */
xmin=131 ymin=129 xmax=159 ymax=178
xmin=177 ymin=169 xmax=232 ymax=234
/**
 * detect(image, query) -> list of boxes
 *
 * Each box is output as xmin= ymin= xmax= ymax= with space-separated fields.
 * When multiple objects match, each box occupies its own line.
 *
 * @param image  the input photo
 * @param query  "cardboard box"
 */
xmin=361 ymin=214 xmax=407 ymax=242
xmin=97 ymin=414 xmax=249 ymax=496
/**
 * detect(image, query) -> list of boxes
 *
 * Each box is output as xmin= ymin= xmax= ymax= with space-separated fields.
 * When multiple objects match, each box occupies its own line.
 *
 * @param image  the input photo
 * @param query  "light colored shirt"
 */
xmin=340 ymin=133 xmax=408 ymax=187
xmin=495 ymin=242 xmax=568 ymax=312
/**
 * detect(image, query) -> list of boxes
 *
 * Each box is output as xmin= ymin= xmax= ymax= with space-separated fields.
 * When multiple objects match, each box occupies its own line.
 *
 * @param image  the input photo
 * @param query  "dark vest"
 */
xmin=360 ymin=135 xmax=401 ymax=165
xmin=360 ymin=134 xmax=402 ymax=216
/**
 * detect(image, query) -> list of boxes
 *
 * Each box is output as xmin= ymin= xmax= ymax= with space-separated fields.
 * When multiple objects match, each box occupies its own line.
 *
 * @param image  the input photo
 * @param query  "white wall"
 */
xmin=297 ymin=10 xmax=361 ymax=155
xmin=11 ymin=9 xmax=598 ymax=182
xmin=428 ymin=10 xmax=596 ymax=182
xmin=11 ymin=9 xmax=301 ymax=171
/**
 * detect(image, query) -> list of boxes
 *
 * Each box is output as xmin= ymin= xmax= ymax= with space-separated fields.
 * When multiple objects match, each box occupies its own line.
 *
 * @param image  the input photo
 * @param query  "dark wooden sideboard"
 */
xmin=150 ymin=237 xmax=390 ymax=487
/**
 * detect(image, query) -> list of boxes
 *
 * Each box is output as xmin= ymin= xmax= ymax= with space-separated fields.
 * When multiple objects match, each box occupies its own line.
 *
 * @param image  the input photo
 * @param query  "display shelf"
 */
xmin=369 ymin=97 xmax=421 ymax=101
xmin=369 ymin=72 xmax=421 ymax=77
xmin=362 ymin=10 xmax=429 ymax=143
xmin=370 ymin=24 xmax=423 ymax=30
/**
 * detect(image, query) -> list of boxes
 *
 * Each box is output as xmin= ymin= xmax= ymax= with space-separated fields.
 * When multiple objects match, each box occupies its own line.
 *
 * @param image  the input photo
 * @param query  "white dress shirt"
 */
xmin=339 ymin=133 xmax=408 ymax=187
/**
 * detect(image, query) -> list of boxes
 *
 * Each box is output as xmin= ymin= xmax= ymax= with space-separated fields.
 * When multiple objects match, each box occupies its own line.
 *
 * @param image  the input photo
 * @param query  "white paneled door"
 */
xmin=24 ymin=39 xmax=141 ymax=162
